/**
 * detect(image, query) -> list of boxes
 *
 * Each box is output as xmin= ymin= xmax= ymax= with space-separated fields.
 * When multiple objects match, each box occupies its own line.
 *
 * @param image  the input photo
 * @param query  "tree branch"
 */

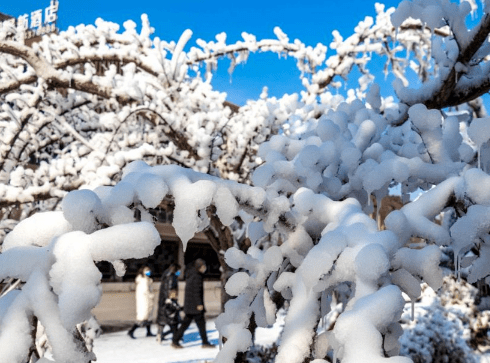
xmin=54 ymin=54 xmax=160 ymax=78
xmin=423 ymin=13 xmax=490 ymax=109
xmin=186 ymin=41 xmax=301 ymax=65
xmin=108 ymin=108 xmax=202 ymax=161
xmin=0 ymin=74 xmax=38 ymax=94
xmin=0 ymin=108 xmax=37 ymax=172
xmin=0 ymin=41 xmax=135 ymax=104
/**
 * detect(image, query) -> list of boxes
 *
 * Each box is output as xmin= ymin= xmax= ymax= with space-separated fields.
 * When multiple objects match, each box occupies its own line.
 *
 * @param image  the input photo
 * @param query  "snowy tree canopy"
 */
xmin=3 ymin=0 xmax=490 ymax=362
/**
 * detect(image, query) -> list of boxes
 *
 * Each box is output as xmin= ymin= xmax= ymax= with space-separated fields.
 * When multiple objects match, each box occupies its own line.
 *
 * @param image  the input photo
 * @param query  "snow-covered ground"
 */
xmin=93 ymin=320 xmax=220 ymax=363
xmin=92 ymin=317 xmax=283 ymax=363
xmin=90 ymin=298 xmax=490 ymax=363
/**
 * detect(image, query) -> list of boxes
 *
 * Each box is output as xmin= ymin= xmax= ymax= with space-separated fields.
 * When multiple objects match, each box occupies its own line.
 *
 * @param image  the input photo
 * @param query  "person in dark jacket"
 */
xmin=171 ymin=259 xmax=215 ymax=349
xmin=156 ymin=263 xmax=181 ymax=343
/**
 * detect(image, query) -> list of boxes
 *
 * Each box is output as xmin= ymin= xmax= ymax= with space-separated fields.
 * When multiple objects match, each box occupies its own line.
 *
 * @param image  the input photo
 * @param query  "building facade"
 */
xmin=97 ymin=201 xmax=221 ymax=282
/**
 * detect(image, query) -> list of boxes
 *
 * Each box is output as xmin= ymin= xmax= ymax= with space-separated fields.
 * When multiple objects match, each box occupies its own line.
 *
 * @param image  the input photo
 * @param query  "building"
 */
xmin=0 ymin=1 xmax=58 ymax=45
xmin=97 ymin=200 xmax=221 ymax=281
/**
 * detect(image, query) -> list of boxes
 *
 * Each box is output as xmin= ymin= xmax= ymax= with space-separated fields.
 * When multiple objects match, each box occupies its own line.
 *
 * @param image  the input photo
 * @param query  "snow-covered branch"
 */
xmin=392 ymin=0 xmax=490 ymax=110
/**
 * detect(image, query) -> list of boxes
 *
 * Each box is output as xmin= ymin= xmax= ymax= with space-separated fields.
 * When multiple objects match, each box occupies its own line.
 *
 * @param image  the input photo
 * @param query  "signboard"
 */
xmin=0 ymin=1 xmax=59 ymax=40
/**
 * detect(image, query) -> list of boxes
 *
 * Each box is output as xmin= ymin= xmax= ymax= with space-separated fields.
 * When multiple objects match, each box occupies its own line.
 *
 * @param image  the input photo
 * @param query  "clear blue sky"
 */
xmin=3 ymin=0 xmax=403 ymax=105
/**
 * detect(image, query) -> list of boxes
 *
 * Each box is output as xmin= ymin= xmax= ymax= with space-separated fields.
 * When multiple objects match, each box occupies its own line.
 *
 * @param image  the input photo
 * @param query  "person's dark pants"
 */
xmin=158 ymin=322 xmax=179 ymax=339
xmin=172 ymin=312 xmax=209 ymax=345
xmin=128 ymin=320 xmax=154 ymax=339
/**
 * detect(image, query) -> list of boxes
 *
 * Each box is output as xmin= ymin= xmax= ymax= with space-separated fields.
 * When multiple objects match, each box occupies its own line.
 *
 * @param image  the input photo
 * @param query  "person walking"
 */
xmin=156 ymin=263 xmax=181 ymax=343
xmin=171 ymin=259 xmax=215 ymax=349
xmin=128 ymin=266 xmax=156 ymax=339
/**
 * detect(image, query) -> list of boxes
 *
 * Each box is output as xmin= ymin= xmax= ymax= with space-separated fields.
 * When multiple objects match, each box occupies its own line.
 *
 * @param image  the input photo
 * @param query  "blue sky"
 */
xmin=2 ymin=0 xmax=403 ymax=105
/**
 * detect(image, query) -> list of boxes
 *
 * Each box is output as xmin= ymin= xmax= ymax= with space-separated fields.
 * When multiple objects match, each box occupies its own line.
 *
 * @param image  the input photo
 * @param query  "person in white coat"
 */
xmin=128 ymin=266 xmax=156 ymax=339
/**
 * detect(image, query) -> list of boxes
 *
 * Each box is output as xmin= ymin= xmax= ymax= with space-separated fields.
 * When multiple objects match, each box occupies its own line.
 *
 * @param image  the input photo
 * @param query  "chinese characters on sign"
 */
xmin=0 ymin=1 xmax=59 ymax=40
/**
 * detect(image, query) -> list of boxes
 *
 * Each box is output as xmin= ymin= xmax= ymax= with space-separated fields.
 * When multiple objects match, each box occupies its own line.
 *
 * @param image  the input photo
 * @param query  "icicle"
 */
xmin=455 ymin=253 xmax=461 ymax=282
xmin=376 ymin=195 xmax=382 ymax=230
xmin=320 ymin=290 xmax=332 ymax=331
xmin=411 ymin=299 xmax=415 ymax=322
xmin=333 ymin=346 xmax=344 ymax=363
xmin=458 ymin=254 xmax=462 ymax=282
xmin=429 ymin=27 xmax=434 ymax=61
xmin=478 ymin=145 xmax=481 ymax=170
xmin=219 ymin=332 xmax=223 ymax=350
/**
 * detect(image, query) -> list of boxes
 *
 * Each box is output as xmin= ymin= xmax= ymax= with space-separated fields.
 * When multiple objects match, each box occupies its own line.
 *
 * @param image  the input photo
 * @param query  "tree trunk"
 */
xmin=28 ymin=316 xmax=40 ymax=363
xmin=204 ymin=209 xmax=250 ymax=311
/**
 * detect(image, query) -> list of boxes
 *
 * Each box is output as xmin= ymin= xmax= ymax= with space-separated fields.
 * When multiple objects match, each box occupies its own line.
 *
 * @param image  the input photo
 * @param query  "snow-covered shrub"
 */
xmin=400 ymin=276 xmax=490 ymax=363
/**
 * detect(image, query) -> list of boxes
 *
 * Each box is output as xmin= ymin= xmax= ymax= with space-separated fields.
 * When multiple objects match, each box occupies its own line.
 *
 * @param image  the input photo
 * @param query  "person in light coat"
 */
xmin=128 ymin=266 xmax=156 ymax=339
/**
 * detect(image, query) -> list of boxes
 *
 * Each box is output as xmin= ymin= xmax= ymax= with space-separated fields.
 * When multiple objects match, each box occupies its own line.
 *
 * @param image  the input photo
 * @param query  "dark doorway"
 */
xmin=97 ymin=239 xmax=180 ymax=282
xmin=184 ymin=242 xmax=220 ymax=280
